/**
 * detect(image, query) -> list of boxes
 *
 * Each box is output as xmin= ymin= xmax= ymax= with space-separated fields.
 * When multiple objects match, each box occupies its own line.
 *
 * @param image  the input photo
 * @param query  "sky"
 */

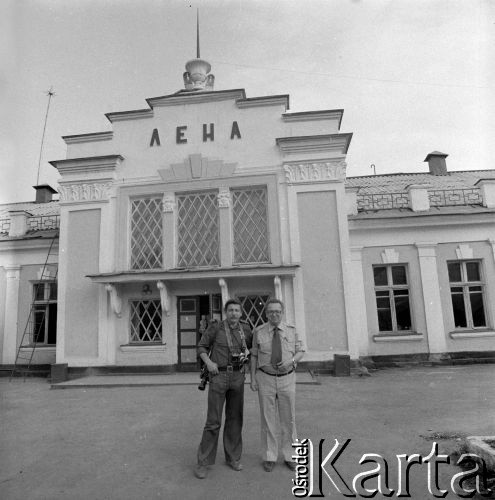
xmin=1 ymin=0 xmax=494 ymax=204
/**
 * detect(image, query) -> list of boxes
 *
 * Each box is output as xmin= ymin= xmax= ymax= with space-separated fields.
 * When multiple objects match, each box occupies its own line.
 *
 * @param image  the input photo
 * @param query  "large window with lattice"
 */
xmin=177 ymin=192 xmax=220 ymax=267
xmin=232 ymin=188 xmax=270 ymax=264
xmin=237 ymin=294 xmax=269 ymax=330
xmin=130 ymin=197 xmax=163 ymax=270
xmin=129 ymin=300 xmax=162 ymax=343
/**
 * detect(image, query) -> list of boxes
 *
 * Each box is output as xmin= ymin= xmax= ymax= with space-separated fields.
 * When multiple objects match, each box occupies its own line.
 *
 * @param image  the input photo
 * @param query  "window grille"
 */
xmin=237 ymin=295 xmax=269 ymax=330
xmin=177 ymin=192 xmax=219 ymax=267
xmin=448 ymin=261 xmax=487 ymax=329
xmin=129 ymin=300 xmax=162 ymax=343
xmin=32 ymin=282 xmax=57 ymax=344
xmin=232 ymin=188 xmax=269 ymax=264
xmin=373 ymin=265 xmax=412 ymax=332
xmin=130 ymin=198 xmax=163 ymax=270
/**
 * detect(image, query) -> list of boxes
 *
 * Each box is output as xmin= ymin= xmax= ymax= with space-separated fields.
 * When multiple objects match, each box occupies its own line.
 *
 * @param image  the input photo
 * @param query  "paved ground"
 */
xmin=1 ymin=364 xmax=494 ymax=499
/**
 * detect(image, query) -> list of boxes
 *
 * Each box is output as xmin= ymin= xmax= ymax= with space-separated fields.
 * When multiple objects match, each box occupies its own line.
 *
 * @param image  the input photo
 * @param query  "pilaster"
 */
xmin=2 ymin=265 xmax=21 ymax=363
xmin=416 ymin=243 xmax=447 ymax=353
xmin=218 ymin=188 xmax=233 ymax=267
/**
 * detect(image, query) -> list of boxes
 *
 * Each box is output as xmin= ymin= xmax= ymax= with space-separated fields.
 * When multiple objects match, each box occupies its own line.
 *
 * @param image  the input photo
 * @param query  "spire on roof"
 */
xmin=183 ymin=9 xmax=215 ymax=91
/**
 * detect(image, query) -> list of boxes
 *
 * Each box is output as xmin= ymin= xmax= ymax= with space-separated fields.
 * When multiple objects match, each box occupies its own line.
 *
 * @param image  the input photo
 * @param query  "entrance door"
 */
xmin=177 ymin=294 xmax=222 ymax=371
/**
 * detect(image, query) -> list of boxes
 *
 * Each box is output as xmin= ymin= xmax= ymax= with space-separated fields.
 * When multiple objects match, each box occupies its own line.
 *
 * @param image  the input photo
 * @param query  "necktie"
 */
xmin=271 ymin=327 xmax=282 ymax=368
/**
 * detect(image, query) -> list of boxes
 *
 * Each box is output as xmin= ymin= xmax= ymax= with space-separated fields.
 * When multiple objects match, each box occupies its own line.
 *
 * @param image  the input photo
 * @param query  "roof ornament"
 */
xmin=183 ymin=9 xmax=215 ymax=91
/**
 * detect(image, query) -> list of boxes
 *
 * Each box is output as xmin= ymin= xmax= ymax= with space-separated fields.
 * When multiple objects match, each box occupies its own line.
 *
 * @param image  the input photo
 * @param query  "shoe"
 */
xmin=285 ymin=460 xmax=297 ymax=471
xmin=194 ymin=464 xmax=208 ymax=479
xmin=263 ymin=461 xmax=275 ymax=472
xmin=227 ymin=460 xmax=243 ymax=471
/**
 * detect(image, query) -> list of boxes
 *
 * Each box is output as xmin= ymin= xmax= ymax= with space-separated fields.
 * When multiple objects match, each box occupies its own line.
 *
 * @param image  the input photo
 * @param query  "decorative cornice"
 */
xmin=283 ymin=160 xmax=346 ymax=184
xmin=276 ymin=133 xmax=352 ymax=155
xmin=50 ymin=155 xmax=124 ymax=176
xmin=282 ymin=109 xmax=343 ymax=128
xmin=58 ymin=182 xmax=113 ymax=202
xmin=146 ymin=89 xmax=246 ymax=108
xmin=62 ymin=131 xmax=113 ymax=144
xmin=158 ymin=154 xmax=236 ymax=182
xmin=236 ymin=95 xmax=289 ymax=110
xmin=105 ymin=109 xmax=153 ymax=123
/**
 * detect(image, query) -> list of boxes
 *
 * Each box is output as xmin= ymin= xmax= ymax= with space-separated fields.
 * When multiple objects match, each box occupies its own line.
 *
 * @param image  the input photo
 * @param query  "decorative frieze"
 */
xmin=284 ymin=160 xmax=346 ymax=184
xmin=58 ymin=182 xmax=112 ymax=202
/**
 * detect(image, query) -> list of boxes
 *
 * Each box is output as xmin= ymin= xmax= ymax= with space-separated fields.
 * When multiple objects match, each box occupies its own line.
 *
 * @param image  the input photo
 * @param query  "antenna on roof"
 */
xmin=36 ymin=87 xmax=56 ymax=185
xmin=196 ymin=9 xmax=200 ymax=59
xmin=370 ymin=163 xmax=376 ymax=175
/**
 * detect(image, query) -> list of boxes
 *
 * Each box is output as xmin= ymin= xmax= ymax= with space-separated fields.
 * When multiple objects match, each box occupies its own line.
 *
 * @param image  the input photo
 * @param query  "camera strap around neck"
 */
xmin=223 ymin=320 xmax=247 ymax=353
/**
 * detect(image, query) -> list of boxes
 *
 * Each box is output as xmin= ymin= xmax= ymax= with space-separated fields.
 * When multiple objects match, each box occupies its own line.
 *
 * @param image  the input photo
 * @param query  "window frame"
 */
xmin=175 ymin=189 xmax=221 ymax=268
xmin=128 ymin=299 xmax=163 ymax=344
xmin=447 ymin=260 xmax=488 ymax=330
xmin=31 ymin=280 xmax=57 ymax=345
xmin=129 ymin=195 xmax=164 ymax=271
xmin=231 ymin=186 xmax=271 ymax=265
xmin=372 ymin=264 xmax=413 ymax=334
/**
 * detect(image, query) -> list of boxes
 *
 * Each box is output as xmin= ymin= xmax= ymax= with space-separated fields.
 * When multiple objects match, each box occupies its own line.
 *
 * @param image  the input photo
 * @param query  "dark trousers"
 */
xmin=197 ymin=370 xmax=245 ymax=465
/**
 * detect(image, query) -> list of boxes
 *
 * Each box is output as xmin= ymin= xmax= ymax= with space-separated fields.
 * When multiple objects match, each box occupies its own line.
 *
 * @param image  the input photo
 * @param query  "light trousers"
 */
xmin=255 ymin=369 xmax=297 ymax=462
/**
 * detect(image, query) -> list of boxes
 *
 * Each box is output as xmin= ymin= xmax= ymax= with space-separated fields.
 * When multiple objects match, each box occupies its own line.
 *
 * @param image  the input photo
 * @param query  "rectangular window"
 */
xmin=237 ymin=294 xmax=269 ymax=330
xmin=32 ymin=282 xmax=57 ymax=344
xmin=232 ymin=188 xmax=270 ymax=264
xmin=373 ymin=265 xmax=412 ymax=332
xmin=129 ymin=300 xmax=162 ymax=343
xmin=448 ymin=261 xmax=487 ymax=329
xmin=130 ymin=197 xmax=163 ymax=270
xmin=177 ymin=191 xmax=220 ymax=267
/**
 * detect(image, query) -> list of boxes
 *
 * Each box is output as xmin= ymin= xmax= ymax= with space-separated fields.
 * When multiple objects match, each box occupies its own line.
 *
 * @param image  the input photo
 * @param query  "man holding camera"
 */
xmin=194 ymin=299 xmax=252 ymax=479
xmin=250 ymin=298 xmax=305 ymax=472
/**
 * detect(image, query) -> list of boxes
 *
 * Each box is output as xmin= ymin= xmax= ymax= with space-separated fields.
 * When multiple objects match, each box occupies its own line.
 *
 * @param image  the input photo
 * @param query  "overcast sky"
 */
xmin=2 ymin=0 xmax=494 ymax=203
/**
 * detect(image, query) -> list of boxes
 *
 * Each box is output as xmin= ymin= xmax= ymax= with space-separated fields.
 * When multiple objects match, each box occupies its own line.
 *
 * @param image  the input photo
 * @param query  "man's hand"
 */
xmin=207 ymin=360 xmax=219 ymax=375
xmin=276 ymin=359 xmax=294 ymax=371
xmin=250 ymin=379 xmax=258 ymax=391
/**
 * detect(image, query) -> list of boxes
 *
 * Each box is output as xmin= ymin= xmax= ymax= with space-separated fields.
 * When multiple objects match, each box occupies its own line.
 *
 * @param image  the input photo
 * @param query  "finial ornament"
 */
xmin=183 ymin=9 xmax=214 ymax=91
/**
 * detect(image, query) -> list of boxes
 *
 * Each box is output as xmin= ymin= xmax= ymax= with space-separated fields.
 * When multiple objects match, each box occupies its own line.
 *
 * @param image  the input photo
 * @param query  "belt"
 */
xmin=217 ymin=365 xmax=242 ymax=372
xmin=259 ymin=367 xmax=294 ymax=377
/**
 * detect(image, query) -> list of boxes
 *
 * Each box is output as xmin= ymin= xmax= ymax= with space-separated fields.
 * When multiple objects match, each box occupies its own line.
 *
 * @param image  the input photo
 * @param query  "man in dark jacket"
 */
xmin=194 ymin=298 xmax=252 ymax=479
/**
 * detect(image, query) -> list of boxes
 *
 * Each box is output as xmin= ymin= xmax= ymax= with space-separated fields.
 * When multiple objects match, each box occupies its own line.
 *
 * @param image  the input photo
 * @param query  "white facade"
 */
xmin=1 ymin=62 xmax=494 ymax=371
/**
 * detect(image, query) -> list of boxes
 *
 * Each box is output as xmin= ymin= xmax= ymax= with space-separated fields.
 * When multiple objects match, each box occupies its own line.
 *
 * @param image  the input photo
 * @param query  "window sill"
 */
xmin=20 ymin=345 xmax=56 ymax=349
xmin=120 ymin=344 xmax=167 ymax=352
xmin=449 ymin=330 xmax=495 ymax=340
xmin=373 ymin=333 xmax=424 ymax=343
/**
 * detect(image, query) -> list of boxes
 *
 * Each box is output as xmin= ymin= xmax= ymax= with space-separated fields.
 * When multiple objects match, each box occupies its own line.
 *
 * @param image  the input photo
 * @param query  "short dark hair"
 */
xmin=265 ymin=298 xmax=284 ymax=311
xmin=224 ymin=298 xmax=242 ymax=312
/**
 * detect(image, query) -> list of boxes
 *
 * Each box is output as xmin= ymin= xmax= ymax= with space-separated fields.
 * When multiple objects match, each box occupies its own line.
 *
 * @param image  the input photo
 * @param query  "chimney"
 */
xmin=424 ymin=151 xmax=448 ymax=176
xmin=33 ymin=184 xmax=57 ymax=203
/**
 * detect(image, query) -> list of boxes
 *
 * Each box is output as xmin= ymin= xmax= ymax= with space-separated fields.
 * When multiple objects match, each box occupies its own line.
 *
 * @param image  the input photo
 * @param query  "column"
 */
xmin=2 ymin=265 xmax=21 ymax=364
xmin=416 ymin=243 xmax=447 ymax=354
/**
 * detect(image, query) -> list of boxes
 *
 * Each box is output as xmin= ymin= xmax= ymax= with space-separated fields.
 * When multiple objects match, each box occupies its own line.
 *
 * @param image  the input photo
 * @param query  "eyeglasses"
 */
xmin=266 ymin=310 xmax=283 ymax=315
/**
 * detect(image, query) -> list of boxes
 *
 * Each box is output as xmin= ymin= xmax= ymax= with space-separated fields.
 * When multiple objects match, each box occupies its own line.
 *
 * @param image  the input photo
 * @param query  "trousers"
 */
xmin=256 ymin=369 xmax=297 ymax=462
xmin=197 ymin=370 xmax=245 ymax=466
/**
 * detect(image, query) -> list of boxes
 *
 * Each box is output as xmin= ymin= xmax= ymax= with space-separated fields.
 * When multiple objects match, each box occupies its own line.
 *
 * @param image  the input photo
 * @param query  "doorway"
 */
xmin=177 ymin=294 xmax=222 ymax=371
